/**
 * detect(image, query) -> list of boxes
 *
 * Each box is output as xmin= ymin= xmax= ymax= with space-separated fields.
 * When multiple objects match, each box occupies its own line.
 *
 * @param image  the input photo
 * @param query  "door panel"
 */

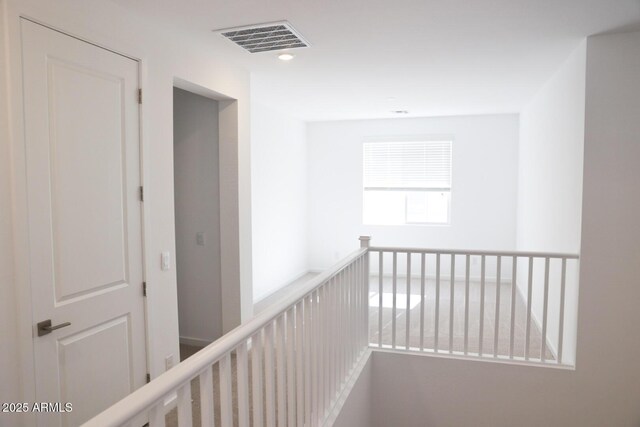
xmin=49 ymin=58 xmax=128 ymax=301
xmin=57 ymin=316 xmax=132 ymax=427
xmin=21 ymin=19 xmax=147 ymax=426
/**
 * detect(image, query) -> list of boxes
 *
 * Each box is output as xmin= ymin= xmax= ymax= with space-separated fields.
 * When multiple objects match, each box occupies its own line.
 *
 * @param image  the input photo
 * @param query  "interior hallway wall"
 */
xmin=516 ymin=42 xmax=586 ymax=364
xmin=2 ymin=0 xmax=252 ymax=414
xmin=251 ymin=101 xmax=309 ymax=302
xmin=576 ymin=28 xmax=640 ymax=422
xmin=307 ymin=115 xmax=519 ymax=271
xmin=173 ymin=88 xmax=222 ymax=345
xmin=368 ymin=30 xmax=640 ymax=427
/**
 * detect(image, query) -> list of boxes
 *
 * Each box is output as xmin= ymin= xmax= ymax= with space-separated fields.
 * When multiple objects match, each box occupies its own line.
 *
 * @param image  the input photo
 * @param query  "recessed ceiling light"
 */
xmin=278 ymin=53 xmax=295 ymax=61
xmin=392 ymin=110 xmax=409 ymax=114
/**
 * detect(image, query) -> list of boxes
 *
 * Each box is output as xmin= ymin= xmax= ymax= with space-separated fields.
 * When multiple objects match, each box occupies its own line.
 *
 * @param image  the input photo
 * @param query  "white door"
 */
xmin=21 ymin=19 xmax=147 ymax=426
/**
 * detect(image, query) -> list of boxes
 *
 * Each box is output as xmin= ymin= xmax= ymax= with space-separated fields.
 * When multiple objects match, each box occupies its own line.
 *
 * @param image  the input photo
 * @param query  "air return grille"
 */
xmin=217 ymin=21 xmax=310 ymax=53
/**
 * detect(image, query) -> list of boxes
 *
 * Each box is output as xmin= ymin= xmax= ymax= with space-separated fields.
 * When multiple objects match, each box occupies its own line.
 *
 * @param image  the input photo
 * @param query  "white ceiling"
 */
xmin=113 ymin=0 xmax=640 ymax=121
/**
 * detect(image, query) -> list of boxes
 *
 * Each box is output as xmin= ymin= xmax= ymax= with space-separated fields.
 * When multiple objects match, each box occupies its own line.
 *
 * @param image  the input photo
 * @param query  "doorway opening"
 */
xmin=173 ymin=87 xmax=223 ymax=362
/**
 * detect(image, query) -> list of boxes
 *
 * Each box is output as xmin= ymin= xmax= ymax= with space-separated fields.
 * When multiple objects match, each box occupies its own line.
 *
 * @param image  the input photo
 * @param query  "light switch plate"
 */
xmin=196 ymin=231 xmax=206 ymax=246
xmin=161 ymin=251 xmax=171 ymax=270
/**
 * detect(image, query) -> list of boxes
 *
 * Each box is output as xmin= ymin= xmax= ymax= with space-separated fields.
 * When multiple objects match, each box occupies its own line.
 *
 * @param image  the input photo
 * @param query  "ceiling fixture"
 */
xmin=278 ymin=53 xmax=295 ymax=61
xmin=215 ymin=21 xmax=310 ymax=53
xmin=392 ymin=110 xmax=409 ymax=114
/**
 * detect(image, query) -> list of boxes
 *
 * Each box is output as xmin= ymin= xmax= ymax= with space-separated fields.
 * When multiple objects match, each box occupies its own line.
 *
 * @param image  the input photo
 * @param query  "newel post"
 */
xmin=359 ymin=235 xmax=371 ymax=248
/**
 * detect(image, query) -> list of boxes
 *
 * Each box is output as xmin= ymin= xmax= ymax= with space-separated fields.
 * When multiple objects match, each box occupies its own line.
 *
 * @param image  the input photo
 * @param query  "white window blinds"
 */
xmin=363 ymin=141 xmax=452 ymax=189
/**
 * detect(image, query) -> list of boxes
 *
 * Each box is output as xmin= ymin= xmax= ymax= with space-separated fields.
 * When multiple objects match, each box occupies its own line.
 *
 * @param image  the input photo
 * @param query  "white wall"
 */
xmin=517 ymin=42 xmax=586 ymax=363
xmin=251 ymin=102 xmax=309 ymax=302
xmin=173 ymin=88 xmax=222 ymax=345
xmin=517 ymin=46 xmax=585 ymax=254
xmin=372 ymin=351 xmax=581 ymax=427
xmin=333 ymin=355 xmax=373 ymax=427
xmin=1 ymin=0 xmax=253 ymax=416
xmin=368 ymin=30 xmax=640 ymax=427
xmin=577 ymin=28 xmax=640 ymax=421
xmin=307 ymin=115 xmax=520 ymax=270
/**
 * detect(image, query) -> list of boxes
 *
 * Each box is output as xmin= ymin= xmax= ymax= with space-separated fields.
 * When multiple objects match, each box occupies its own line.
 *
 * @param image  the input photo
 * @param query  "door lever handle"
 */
xmin=37 ymin=319 xmax=71 ymax=337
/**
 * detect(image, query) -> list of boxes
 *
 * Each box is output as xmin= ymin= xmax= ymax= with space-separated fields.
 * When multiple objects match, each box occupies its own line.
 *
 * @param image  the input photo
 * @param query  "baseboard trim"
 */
xmin=368 ymin=272 xmax=510 ymax=283
xmin=179 ymin=336 xmax=213 ymax=347
xmin=514 ymin=283 xmax=559 ymax=360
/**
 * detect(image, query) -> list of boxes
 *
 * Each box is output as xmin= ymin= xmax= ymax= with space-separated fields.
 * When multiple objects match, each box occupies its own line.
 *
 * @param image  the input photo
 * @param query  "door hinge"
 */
xmin=138 ymin=88 xmax=143 ymax=104
xmin=143 ymin=282 xmax=147 ymax=297
xmin=139 ymin=186 xmax=144 ymax=202
xmin=146 ymin=373 xmax=151 ymax=383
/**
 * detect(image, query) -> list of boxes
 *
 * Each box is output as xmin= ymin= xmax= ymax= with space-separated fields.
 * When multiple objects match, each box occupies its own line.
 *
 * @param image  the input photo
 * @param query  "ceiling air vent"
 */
xmin=216 ymin=21 xmax=310 ymax=53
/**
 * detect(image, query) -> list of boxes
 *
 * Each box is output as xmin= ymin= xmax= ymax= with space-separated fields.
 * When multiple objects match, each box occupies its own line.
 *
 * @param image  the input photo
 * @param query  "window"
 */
xmin=363 ymin=140 xmax=452 ymax=225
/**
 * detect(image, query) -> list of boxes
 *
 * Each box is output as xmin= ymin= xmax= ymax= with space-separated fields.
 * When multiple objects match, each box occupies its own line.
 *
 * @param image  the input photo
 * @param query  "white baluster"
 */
xmin=199 ymin=366 xmax=215 ymax=427
xmin=494 ymin=256 xmax=502 ymax=357
xmin=312 ymin=290 xmax=320 ymax=426
xmin=479 ymin=255 xmax=486 ymax=356
xmin=420 ymin=253 xmax=426 ymax=351
xmin=435 ymin=253 xmax=441 ymax=353
xmin=148 ymin=400 xmax=166 ymax=427
xmin=295 ymin=302 xmax=305 ymax=427
xmin=509 ymin=256 xmax=518 ymax=359
xmin=406 ymin=253 xmax=412 ymax=350
xmin=449 ymin=254 xmax=456 ymax=353
xmin=464 ymin=254 xmax=470 ymax=355
xmin=378 ymin=251 xmax=383 ymax=348
xmin=304 ymin=294 xmax=313 ymax=426
xmin=176 ymin=382 xmax=192 ymax=427
xmin=219 ymin=354 xmax=233 ymax=427
xmin=558 ymin=258 xmax=567 ymax=365
xmin=541 ymin=257 xmax=550 ymax=362
xmin=264 ymin=323 xmax=276 ymax=427
xmin=276 ymin=315 xmax=286 ymax=426
xmin=392 ymin=252 xmax=398 ymax=349
xmin=251 ymin=331 xmax=264 ymax=427
xmin=285 ymin=309 xmax=296 ymax=427
xmin=237 ymin=342 xmax=250 ymax=427
xmin=525 ymin=257 xmax=534 ymax=361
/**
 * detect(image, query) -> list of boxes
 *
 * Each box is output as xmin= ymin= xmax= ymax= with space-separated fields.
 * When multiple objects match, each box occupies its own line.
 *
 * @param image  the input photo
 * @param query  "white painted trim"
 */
xmin=133 ymin=40 xmax=154 ymax=389
xmin=217 ymin=97 xmax=249 ymax=331
xmin=324 ymin=348 xmax=372 ymax=426
xmin=179 ymin=336 xmax=213 ymax=348
xmin=171 ymin=78 xmax=245 ymax=340
xmin=369 ymin=246 xmax=579 ymax=259
xmin=370 ymin=347 xmax=573 ymax=370
xmin=173 ymin=77 xmax=234 ymax=101
xmin=252 ymin=269 xmax=314 ymax=305
xmin=162 ymin=393 xmax=177 ymax=414
xmin=10 ymin=11 xmax=39 ymax=425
